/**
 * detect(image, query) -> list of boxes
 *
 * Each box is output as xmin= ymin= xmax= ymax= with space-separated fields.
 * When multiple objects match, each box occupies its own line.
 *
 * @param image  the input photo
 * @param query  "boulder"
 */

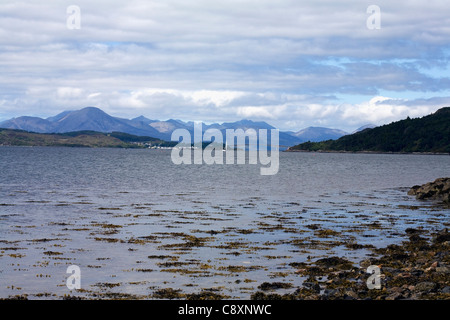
xmin=432 ymin=228 xmax=450 ymax=244
xmin=408 ymin=177 xmax=450 ymax=205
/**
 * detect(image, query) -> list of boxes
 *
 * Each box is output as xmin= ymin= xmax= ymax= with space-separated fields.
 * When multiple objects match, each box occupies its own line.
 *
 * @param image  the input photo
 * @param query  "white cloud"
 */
xmin=0 ymin=0 xmax=449 ymax=130
xmin=56 ymin=87 xmax=84 ymax=99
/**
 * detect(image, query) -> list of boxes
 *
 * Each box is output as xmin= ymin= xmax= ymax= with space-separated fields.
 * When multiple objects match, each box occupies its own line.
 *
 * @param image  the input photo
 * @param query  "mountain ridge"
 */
xmin=287 ymin=107 xmax=450 ymax=153
xmin=1 ymin=106 xmax=368 ymax=146
xmin=291 ymin=126 xmax=348 ymax=142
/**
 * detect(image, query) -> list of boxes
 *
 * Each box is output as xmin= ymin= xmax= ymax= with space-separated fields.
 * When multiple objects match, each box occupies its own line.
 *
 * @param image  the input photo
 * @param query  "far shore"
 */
xmin=284 ymin=149 xmax=450 ymax=156
xmin=1 ymin=144 xmax=449 ymax=155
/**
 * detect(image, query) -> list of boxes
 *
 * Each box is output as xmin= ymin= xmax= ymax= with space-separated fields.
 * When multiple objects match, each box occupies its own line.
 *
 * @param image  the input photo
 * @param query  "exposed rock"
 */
xmin=252 ymin=228 xmax=450 ymax=300
xmin=323 ymin=288 xmax=338 ymax=297
xmin=314 ymin=256 xmax=353 ymax=269
xmin=344 ymin=290 xmax=359 ymax=300
xmin=405 ymin=228 xmax=426 ymax=235
xmin=386 ymin=292 xmax=403 ymax=300
xmin=302 ymin=282 xmax=321 ymax=294
xmin=257 ymin=282 xmax=293 ymax=291
xmin=408 ymin=177 xmax=450 ymax=205
xmin=432 ymin=228 xmax=450 ymax=244
xmin=436 ymin=266 xmax=449 ymax=273
xmin=359 ymin=259 xmax=374 ymax=268
xmin=414 ymin=282 xmax=437 ymax=292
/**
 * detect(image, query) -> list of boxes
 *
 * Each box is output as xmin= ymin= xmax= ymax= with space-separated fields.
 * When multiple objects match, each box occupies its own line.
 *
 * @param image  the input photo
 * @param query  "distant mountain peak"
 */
xmin=291 ymin=126 xmax=348 ymax=142
xmin=77 ymin=106 xmax=108 ymax=114
xmin=352 ymin=124 xmax=377 ymax=134
xmin=46 ymin=110 xmax=73 ymax=122
xmin=131 ymin=115 xmax=154 ymax=124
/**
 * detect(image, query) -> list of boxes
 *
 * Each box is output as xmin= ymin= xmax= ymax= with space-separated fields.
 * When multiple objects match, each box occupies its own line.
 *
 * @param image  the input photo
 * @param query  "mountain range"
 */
xmin=0 ymin=107 xmax=372 ymax=146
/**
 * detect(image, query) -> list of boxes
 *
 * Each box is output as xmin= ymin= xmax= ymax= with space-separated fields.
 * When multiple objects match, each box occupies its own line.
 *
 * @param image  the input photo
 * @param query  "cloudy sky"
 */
xmin=1 ymin=0 xmax=449 ymax=132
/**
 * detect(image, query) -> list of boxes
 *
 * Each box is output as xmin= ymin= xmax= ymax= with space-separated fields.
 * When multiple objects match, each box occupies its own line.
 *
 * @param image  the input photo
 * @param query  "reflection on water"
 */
xmin=0 ymin=147 xmax=449 ymax=299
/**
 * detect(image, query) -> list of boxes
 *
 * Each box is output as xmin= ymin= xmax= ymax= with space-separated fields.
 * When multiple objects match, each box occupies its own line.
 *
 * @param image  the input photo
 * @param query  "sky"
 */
xmin=1 ymin=0 xmax=450 ymax=132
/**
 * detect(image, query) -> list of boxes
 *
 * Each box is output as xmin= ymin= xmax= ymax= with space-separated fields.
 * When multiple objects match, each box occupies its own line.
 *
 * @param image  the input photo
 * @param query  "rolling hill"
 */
xmin=0 ymin=129 xmax=176 ymax=148
xmin=287 ymin=107 xmax=450 ymax=153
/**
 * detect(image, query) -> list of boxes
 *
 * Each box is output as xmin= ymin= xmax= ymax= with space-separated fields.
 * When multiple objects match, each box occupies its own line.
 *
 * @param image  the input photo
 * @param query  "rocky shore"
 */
xmin=2 ymin=179 xmax=448 ymax=301
xmin=408 ymin=177 xmax=450 ymax=206
xmin=251 ymin=228 xmax=450 ymax=300
xmin=252 ymin=180 xmax=450 ymax=300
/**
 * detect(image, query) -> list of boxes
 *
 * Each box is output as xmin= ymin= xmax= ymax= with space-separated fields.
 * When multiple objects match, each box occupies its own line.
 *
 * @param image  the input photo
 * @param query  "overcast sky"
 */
xmin=1 ymin=0 xmax=449 ymax=132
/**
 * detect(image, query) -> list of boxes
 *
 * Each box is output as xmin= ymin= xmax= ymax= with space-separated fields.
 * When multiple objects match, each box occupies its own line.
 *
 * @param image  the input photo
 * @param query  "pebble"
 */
xmin=302 ymin=282 xmax=321 ymax=293
xmin=386 ymin=292 xmax=403 ymax=300
xmin=435 ymin=266 xmax=449 ymax=273
xmin=414 ymin=282 xmax=436 ymax=292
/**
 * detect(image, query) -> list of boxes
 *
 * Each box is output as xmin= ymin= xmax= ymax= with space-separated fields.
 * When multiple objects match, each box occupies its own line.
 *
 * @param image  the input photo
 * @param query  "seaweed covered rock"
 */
xmin=408 ymin=177 xmax=450 ymax=206
xmin=252 ymin=228 xmax=450 ymax=300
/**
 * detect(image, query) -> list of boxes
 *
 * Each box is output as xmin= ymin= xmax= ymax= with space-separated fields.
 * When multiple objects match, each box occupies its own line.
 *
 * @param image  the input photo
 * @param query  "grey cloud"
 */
xmin=1 ymin=0 xmax=450 ymax=130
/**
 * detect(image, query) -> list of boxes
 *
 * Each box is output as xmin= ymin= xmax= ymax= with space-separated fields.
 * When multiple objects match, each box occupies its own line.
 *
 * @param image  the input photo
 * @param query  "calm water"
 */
xmin=0 ymin=147 xmax=449 ymax=299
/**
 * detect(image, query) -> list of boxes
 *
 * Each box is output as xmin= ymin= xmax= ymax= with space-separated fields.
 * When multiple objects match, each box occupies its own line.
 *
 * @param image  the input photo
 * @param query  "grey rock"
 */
xmin=344 ymin=290 xmax=359 ymax=300
xmin=303 ymin=282 xmax=321 ymax=294
xmin=436 ymin=266 xmax=449 ymax=273
xmin=408 ymin=178 xmax=450 ymax=204
xmin=386 ymin=292 xmax=403 ymax=300
xmin=433 ymin=229 xmax=450 ymax=244
xmin=411 ymin=269 xmax=424 ymax=277
xmin=323 ymin=288 xmax=338 ymax=297
xmin=441 ymin=286 xmax=450 ymax=294
xmin=414 ymin=282 xmax=436 ymax=292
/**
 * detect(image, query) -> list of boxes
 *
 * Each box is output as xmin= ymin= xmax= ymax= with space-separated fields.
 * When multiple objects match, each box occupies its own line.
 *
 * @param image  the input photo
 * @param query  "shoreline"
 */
xmin=249 ymin=228 xmax=450 ymax=300
xmin=284 ymin=149 xmax=450 ymax=156
xmin=2 ymin=201 xmax=448 ymax=301
xmin=4 ymin=228 xmax=448 ymax=300
xmin=2 ymin=144 xmax=449 ymax=155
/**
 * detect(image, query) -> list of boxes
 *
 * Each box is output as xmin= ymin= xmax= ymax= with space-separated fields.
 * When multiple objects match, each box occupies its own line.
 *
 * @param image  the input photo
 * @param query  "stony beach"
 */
xmin=250 ymin=178 xmax=450 ymax=300
xmin=251 ymin=227 xmax=449 ymax=300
